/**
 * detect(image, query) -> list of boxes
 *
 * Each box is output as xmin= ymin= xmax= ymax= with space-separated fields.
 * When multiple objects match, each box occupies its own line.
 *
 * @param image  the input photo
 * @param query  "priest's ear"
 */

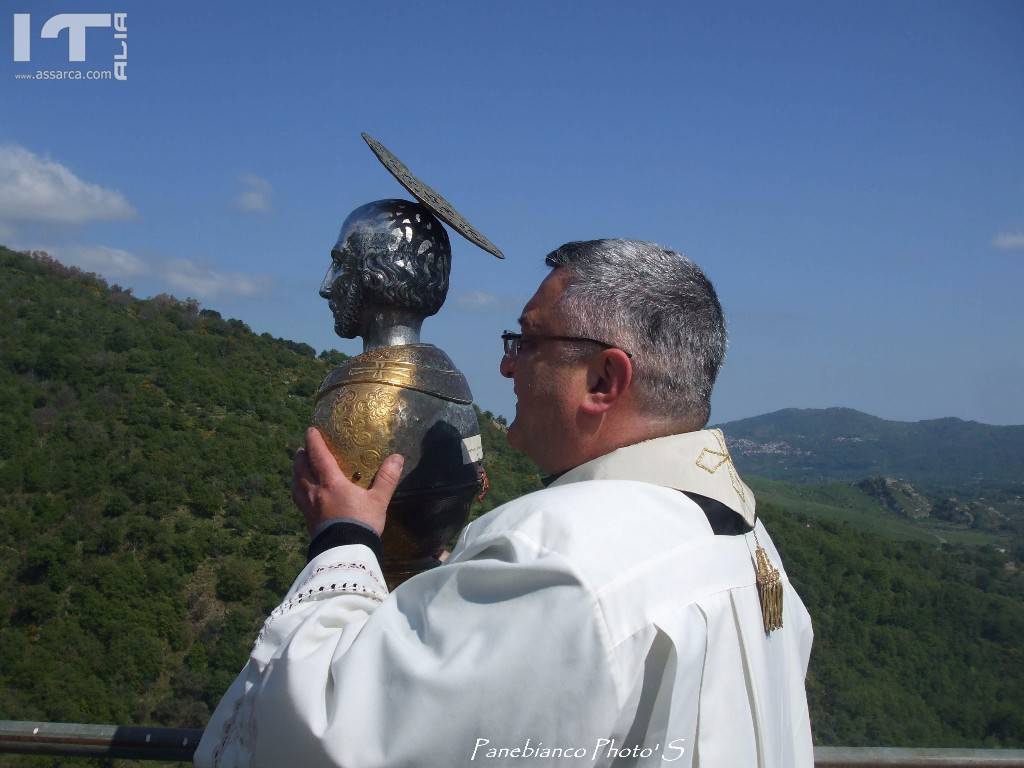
xmin=581 ymin=348 xmax=633 ymax=415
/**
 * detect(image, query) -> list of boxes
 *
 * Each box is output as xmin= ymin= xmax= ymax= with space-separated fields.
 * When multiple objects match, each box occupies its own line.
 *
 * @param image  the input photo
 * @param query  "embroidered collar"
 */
xmin=548 ymin=429 xmax=756 ymax=526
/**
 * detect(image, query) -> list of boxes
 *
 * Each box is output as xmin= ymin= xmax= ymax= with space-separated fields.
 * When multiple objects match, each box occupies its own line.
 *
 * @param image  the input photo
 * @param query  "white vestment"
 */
xmin=196 ymin=430 xmax=814 ymax=767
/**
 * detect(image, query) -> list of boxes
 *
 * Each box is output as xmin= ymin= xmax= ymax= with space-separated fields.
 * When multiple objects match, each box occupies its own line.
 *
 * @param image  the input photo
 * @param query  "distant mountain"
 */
xmin=715 ymin=407 xmax=1024 ymax=489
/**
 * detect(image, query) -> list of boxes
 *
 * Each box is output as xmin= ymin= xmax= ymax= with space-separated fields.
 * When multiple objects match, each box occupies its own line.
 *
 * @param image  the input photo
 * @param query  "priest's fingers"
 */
xmin=292 ymin=448 xmax=315 ymax=509
xmin=369 ymin=453 xmax=405 ymax=505
xmin=292 ymin=430 xmax=396 ymax=537
xmin=304 ymin=427 xmax=343 ymax=484
xmin=293 ymin=447 xmax=312 ymax=481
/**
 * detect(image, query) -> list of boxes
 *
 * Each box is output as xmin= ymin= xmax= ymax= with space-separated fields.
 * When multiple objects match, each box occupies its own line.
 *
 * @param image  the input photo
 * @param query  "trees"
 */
xmin=0 ymin=247 xmax=322 ymax=732
xmin=1 ymin=246 xmax=1021 ymax=747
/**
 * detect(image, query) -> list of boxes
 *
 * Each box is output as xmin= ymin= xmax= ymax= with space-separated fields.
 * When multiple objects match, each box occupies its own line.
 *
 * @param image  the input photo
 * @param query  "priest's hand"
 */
xmin=292 ymin=427 xmax=404 ymax=537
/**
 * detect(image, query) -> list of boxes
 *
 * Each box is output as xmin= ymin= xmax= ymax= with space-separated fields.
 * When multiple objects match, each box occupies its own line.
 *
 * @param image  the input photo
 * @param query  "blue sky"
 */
xmin=2 ymin=1 xmax=1022 ymax=425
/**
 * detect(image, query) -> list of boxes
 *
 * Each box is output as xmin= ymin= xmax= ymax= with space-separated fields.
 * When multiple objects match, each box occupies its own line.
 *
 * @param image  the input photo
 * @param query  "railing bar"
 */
xmin=814 ymin=746 xmax=1024 ymax=767
xmin=0 ymin=721 xmax=203 ymax=761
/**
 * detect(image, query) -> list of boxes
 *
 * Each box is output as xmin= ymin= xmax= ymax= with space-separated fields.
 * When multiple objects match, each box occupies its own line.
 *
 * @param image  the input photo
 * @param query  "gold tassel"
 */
xmin=753 ymin=532 xmax=783 ymax=634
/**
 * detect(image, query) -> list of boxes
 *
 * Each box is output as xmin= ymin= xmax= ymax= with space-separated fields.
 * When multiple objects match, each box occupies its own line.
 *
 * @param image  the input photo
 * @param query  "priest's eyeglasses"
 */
xmin=501 ymin=331 xmax=633 ymax=360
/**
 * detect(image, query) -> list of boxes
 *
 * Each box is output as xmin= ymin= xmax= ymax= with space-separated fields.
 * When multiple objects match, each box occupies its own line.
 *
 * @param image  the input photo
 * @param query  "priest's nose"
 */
xmin=499 ymin=353 xmax=515 ymax=379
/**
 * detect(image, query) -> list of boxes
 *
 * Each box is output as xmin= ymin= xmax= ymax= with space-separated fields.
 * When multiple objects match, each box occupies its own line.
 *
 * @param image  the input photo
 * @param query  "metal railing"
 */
xmin=0 ymin=721 xmax=202 ymax=762
xmin=814 ymin=748 xmax=1024 ymax=767
xmin=2 ymin=721 xmax=1024 ymax=766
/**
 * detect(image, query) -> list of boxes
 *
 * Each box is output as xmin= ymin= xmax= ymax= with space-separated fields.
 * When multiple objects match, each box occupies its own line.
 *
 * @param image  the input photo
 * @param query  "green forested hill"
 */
xmin=0 ymin=248 xmax=328 ymax=731
xmin=0 ymin=247 xmax=535 ymax=739
xmin=761 ymin=503 xmax=1022 ymax=746
xmin=1 ymin=246 xmax=1022 ymax=759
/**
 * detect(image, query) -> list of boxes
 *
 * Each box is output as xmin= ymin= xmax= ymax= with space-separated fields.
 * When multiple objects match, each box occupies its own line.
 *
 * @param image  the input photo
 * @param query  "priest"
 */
xmin=196 ymin=238 xmax=814 ymax=768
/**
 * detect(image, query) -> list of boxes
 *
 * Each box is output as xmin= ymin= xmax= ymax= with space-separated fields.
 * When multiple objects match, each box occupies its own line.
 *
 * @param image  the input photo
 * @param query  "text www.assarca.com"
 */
xmin=14 ymin=69 xmax=113 ymax=80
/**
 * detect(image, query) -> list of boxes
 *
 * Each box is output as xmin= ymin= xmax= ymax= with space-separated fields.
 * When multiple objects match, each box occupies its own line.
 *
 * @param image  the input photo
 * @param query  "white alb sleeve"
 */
xmin=195 ymin=533 xmax=621 ymax=768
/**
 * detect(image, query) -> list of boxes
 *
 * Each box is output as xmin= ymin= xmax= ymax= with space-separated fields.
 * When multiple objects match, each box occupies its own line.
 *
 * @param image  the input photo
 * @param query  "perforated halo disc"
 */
xmin=362 ymin=132 xmax=504 ymax=259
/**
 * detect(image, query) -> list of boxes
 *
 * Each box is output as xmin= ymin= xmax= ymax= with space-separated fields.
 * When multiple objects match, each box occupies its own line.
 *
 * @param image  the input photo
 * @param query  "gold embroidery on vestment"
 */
xmin=695 ymin=448 xmax=730 ymax=473
xmin=693 ymin=430 xmax=747 ymax=503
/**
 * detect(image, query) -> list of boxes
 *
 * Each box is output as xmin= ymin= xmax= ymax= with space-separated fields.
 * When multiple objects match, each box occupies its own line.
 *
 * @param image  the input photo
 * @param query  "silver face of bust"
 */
xmin=319 ymin=241 xmax=364 ymax=339
xmin=320 ymin=199 xmax=451 ymax=341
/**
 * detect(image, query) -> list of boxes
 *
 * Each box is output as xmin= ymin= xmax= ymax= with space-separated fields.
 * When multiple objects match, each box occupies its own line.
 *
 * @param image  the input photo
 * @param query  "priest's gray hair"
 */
xmin=544 ymin=239 xmax=726 ymax=427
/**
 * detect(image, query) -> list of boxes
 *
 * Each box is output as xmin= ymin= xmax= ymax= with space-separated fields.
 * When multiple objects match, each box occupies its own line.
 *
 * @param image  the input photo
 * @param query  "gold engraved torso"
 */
xmin=310 ymin=343 xmax=481 ymax=586
xmin=316 ymin=344 xmax=472 ymax=405
xmin=311 ymin=383 xmax=404 ymax=489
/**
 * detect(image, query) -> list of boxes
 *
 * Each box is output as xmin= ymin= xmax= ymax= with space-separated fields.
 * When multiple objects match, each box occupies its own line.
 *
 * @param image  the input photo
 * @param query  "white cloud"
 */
xmin=233 ymin=173 xmax=272 ymax=213
xmin=57 ymin=244 xmax=148 ymax=277
xmin=992 ymin=232 xmax=1024 ymax=251
xmin=160 ymin=258 xmax=271 ymax=299
xmin=31 ymin=243 xmax=271 ymax=300
xmin=0 ymin=144 xmax=136 ymax=223
xmin=456 ymin=290 xmax=502 ymax=310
